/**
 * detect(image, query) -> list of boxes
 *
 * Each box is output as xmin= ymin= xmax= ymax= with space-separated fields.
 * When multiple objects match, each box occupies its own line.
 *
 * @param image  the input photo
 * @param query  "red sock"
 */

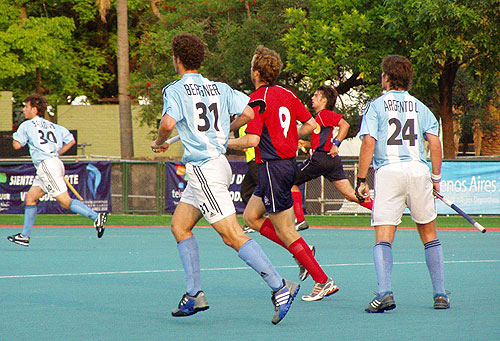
xmin=259 ymin=218 xmax=287 ymax=249
xmin=359 ymin=198 xmax=373 ymax=210
xmin=292 ymin=191 xmax=305 ymax=222
xmin=288 ymin=238 xmax=328 ymax=283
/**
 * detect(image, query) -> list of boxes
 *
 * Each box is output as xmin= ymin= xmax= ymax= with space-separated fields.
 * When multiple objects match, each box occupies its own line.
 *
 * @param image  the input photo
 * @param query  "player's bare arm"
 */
xmin=426 ymin=132 xmax=443 ymax=192
xmin=228 ymin=133 xmax=260 ymax=151
xmin=152 ymin=113 xmax=176 ymax=152
xmin=356 ymin=135 xmax=376 ymax=200
xmin=298 ymin=117 xmax=316 ymax=139
xmin=329 ymin=118 xmax=350 ymax=157
xmin=59 ymin=139 xmax=76 ymax=156
xmin=12 ymin=140 xmax=22 ymax=150
xmin=230 ymin=105 xmax=254 ymax=132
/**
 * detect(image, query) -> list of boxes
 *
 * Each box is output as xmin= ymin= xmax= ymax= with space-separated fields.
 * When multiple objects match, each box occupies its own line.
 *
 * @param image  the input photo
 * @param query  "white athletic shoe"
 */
xmin=301 ymin=277 xmax=339 ymax=301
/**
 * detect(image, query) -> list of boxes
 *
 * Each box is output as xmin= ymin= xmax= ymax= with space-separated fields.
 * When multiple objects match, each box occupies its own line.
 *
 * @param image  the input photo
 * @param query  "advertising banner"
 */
xmin=436 ymin=161 xmax=500 ymax=215
xmin=0 ymin=162 xmax=112 ymax=214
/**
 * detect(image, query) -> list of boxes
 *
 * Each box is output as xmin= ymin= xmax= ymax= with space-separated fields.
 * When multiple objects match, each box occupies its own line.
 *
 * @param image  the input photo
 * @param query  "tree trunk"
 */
xmin=437 ymin=59 xmax=460 ymax=159
xmin=117 ymin=0 xmax=134 ymax=159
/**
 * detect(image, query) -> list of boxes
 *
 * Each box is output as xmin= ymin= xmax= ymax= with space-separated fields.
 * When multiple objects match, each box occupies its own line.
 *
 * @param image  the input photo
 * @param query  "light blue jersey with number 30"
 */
xmin=162 ymin=73 xmax=249 ymax=166
xmin=13 ymin=116 xmax=74 ymax=167
xmin=359 ymin=90 xmax=439 ymax=170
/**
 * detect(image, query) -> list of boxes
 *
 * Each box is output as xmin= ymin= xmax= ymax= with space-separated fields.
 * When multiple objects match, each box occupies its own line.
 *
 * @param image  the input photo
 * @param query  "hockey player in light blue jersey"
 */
xmin=357 ymin=55 xmax=448 ymax=312
xmin=151 ymin=33 xmax=299 ymax=325
xmin=8 ymin=94 xmax=107 ymax=247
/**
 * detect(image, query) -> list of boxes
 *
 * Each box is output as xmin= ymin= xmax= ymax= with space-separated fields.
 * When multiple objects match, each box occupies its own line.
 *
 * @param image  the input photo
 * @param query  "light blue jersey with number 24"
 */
xmin=13 ymin=116 xmax=74 ymax=167
xmin=359 ymin=90 xmax=439 ymax=170
xmin=162 ymin=73 xmax=249 ymax=166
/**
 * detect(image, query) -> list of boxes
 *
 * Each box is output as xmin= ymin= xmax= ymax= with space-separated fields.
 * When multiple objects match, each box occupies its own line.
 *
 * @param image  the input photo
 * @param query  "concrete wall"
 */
xmin=57 ymin=104 xmax=183 ymax=159
xmin=0 ymin=91 xmax=13 ymax=131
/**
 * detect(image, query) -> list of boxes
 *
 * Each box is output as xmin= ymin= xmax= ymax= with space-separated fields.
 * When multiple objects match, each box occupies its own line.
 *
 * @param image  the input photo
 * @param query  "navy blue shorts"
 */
xmin=254 ymin=158 xmax=297 ymax=213
xmin=295 ymin=151 xmax=347 ymax=186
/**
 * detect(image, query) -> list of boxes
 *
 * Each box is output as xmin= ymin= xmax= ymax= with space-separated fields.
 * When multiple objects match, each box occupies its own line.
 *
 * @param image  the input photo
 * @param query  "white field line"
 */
xmin=1 ymin=259 xmax=499 ymax=280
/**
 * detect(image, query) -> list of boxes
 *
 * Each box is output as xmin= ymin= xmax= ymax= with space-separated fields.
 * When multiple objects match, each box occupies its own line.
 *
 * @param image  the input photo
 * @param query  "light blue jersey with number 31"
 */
xmin=13 ymin=116 xmax=74 ymax=167
xmin=359 ymin=90 xmax=439 ymax=170
xmin=162 ymin=73 xmax=249 ymax=166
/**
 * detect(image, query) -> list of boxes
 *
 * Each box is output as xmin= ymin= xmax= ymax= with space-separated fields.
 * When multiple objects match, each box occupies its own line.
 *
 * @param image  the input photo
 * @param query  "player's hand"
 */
xmin=298 ymin=140 xmax=307 ymax=154
xmin=328 ymin=145 xmax=339 ymax=157
xmin=355 ymin=177 xmax=369 ymax=203
xmin=432 ymin=181 xmax=440 ymax=196
xmin=151 ymin=140 xmax=169 ymax=153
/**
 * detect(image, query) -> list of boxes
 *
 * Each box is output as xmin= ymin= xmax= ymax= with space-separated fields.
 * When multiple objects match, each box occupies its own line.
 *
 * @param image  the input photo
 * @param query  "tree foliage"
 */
xmin=130 ymin=0 xmax=309 ymax=129
xmin=284 ymin=0 xmax=500 ymax=157
xmin=0 ymin=0 xmax=117 ymax=106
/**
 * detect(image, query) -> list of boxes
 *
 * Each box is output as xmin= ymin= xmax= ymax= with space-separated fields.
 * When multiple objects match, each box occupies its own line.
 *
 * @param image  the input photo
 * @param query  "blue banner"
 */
xmin=436 ymin=161 xmax=500 ymax=215
xmin=0 ymin=162 xmax=112 ymax=214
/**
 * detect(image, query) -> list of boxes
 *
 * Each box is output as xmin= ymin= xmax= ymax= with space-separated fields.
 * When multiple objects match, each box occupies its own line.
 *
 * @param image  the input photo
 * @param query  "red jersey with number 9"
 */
xmin=310 ymin=109 xmax=343 ymax=152
xmin=246 ymin=85 xmax=312 ymax=163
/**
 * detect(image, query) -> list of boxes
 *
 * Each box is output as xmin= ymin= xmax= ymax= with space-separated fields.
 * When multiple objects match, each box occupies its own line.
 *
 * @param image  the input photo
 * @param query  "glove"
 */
xmin=355 ymin=177 xmax=367 ymax=203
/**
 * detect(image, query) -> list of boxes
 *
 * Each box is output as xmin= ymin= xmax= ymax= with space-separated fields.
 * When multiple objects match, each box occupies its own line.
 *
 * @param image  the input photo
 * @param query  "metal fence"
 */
xmin=0 ymin=157 xmax=372 ymax=215
xmin=111 ymin=159 xmax=373 ymax=215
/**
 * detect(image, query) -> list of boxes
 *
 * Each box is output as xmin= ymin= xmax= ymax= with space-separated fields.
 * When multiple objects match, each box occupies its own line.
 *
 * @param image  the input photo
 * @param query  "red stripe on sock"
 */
xmin=288 ymin=238 xmax=328 ymax=283
xmin=259 ymin=218 xmax=287 ymax=249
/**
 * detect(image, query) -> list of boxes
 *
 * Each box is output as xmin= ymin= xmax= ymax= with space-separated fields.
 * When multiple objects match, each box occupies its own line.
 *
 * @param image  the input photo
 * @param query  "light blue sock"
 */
xmin=177 ymin=236 xmax=201 ymax=296
xmin=373 ymin=241 xmax=393 ymax=295
xmin=69 ymin=199 xmax=98 ymax=221
xmin=238 ymin=239 xmax=283 ymax=291
xmin=22 ymin=205 xmax=37 ymax=237
xmin=424 ymin=239 xmax=445 ymax=295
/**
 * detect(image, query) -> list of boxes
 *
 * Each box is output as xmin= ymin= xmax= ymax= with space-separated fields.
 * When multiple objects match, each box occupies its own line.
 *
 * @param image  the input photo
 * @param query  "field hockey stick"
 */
xmin=166 ymin=135 xmax=180 ymax=145
xmin=152 ymin=135 xmax=180 ymax=153
xmin=433 ymin=189 xmax=486 ymax=233
xmin=64 ymin=176 xmax=84 ymax=200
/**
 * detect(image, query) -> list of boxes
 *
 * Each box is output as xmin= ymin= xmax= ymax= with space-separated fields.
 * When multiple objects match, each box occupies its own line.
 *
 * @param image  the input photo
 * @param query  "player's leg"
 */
xmin=212 ymin=214 xmax=284 ymax=289
xmin=416 ymin=220 xmax=447 ymax=308
xmin=292 ymin=157 xmax=317 ymax=231
xmin=240 ymin=160 xmax=258 ymax=206
xmin=55 ymin=188 xmax=108 ymax=238
xmin=240 ymin=161 xmax=259 ymax=233
xmin=170 ymin=202 xmax=209 ymax=317
xmin=291 ymin=185 xmax=308 ymax=231
xmin=365 ymin=163 xmax=406 ymax=313
xmin=212 ymin=212 xmax=300 ymax=324
xmin=322 ymin=153 xmax=373 ymax=210
xmin=40 ymin=157 xmax=106 ymax=237
xmin=7 ymin=185 xmax=45 ymax=246
xmin=243 ymin=194 xmax=270 ymax=230
xmin=183 ymin=155 xmax=299 ymax=323
xmin=408 ymin=161 xmax=448 ymax=309
xmin=333 ymin=179 xmax=373 ymax=210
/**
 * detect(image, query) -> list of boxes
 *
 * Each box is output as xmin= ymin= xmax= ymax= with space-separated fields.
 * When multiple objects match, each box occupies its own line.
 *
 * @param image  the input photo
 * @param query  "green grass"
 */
xmin=0 ymin=213 xmax=498 ymax=228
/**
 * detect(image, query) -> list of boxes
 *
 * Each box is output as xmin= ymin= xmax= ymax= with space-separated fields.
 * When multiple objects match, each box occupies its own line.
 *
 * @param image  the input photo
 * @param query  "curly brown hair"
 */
xmin=381 ymin=55 xmax=413 ymax=90
xmin=24 ymin=93 xmax=48 ymax=116
xmin=317 ymin=85 xmax=338 ymax=111
xmin=251 ymin=46 xmax=283 ymax=85
xmin=172 ymin=33 xmax=207 ymax=70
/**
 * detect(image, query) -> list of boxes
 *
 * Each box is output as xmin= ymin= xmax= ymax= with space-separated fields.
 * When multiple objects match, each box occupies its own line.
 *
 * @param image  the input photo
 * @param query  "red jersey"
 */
xmin=246 ymin=85 xmax=312 ymax=163
xmin=310 ymin=109 xmax=343 ymax=152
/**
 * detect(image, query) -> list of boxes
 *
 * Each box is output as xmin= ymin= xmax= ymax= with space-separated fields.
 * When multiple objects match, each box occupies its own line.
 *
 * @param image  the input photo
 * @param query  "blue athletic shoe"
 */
xmin=171 ymin=291 xmax=209 ymax=317
xmin=433 ymin=293 xmax=450 ymax=309
xmin=271 ymin=279 xmax=300 ymax=325
xmin=365 ymin=291 xmax=396 ymax=313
